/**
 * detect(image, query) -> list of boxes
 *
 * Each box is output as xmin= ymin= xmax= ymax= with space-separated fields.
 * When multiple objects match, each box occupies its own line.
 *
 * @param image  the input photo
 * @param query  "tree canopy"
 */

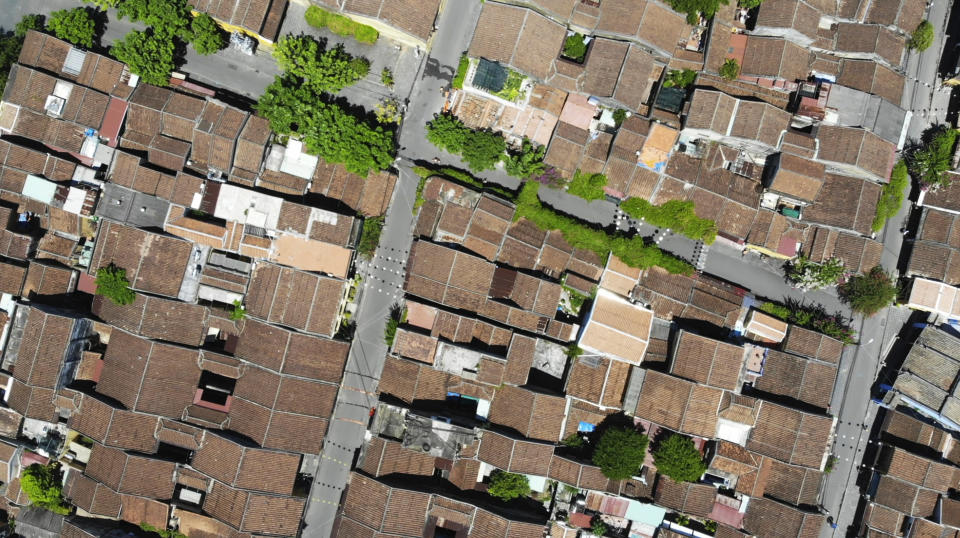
xmin=190 ymin=13 xmax=225 ymax=56
xmin=667 ymin=0 xmax=728 ymax=24
xmin=504 ymin=138 xmax=546 ymax=179
xmin=272 ymin=35 xmax=369 ymax=93
xmin=426 ymin=114 xmax=506 ymax=172
xmin=110 ymin=29 xmax=176 ymax=86
xmin=116 ymin=0 xmax=193 ymax=39
xmin=488 ymin=470 xmax=529 ymax=501
xmin=652 ymin=433 xmax=708 ymax=483
xmin=910 ymin=127 xmax=958 ymax=189
xmin=838 ymin=266 xmax=898 ymax=316
xmin=786 ymin=256 xmax=845 ymax=291
xmin=567 ymin=170 xmax=608 ymax=201
xmin=21 ymin=464 xmax=71 ymax=515
xmin=563 ymin=34 xmax=587 ymax=62
xmin=909 ymin=20 xmax=934 ymax=52
xmin=46 ymin=8 xmax=97 ymax=48
xmin=95 ymin=264 xmax=136 ymax=306
xmin=592 ymin=427 xmax=649 ymax=480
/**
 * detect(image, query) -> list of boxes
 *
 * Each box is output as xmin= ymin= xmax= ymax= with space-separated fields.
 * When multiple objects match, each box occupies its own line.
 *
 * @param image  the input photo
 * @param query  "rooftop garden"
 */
xmin=305 ymin=5 xmax=379 ymax=44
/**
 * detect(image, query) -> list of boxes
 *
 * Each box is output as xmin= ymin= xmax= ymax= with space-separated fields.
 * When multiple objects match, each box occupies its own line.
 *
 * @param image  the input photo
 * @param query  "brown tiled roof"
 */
xmin=816 ymin=126 xmax=896 ymax=180
xmin=755 ymin=0 xmax=821 ymax=40
xmin=104 ymin=410 xmax=159 ymax=453
xmin=881 ymin=409 xmax=947 ymax=452
xmin=754 ymin=350 xmax=837 ymax=409
xmin=636 ymin=2 xmax=689 ymax=54
xmin=834 ymin=23 xmax=905 ymax=66
xmin=741 ymin=37 xmax=810 ymax=81
xmin=653 ymin=477 xmax=716 ymax=518
xmin=613 ymin=45 xmax=659 ymax=111
xmin=245 ymin=262 xmax=345 ymax=337
xmin=583 ymin=39 xmax=629 ymax=97
xmin=670 ymin=331 xmax=745 ymax=390
xmin=747 ymin=401 xmax=832 ymax=468
xmin=90 ymin=221 xmax=191 ymax=298
xmin=342 ymin=472 xmax=390 ymax=530
xmin=634 ymin=370 xmax=694 ymax=432
xmin=764 ymin=458 xmax=824 ymax=506
xmin=468 ymin=3 xmax=525 ymax=64
xmin=837 ymin=59 xmax=904 ymax=105
xmin=742 ymin=497 xmax=826 ymax=538
xmin=804 ymin=173 xmax=881 ymax=235
xmin=488 ymin=385 xmax=565 ymax=442
xmin=236 ymin=448 xmax=300 ymax=495
xmin=769 ymin=153 xmax=824 ymax=202
xmin=730 ymin=101 xmax=792 ymax=149
xmin=11 ymin=306 xmax=74 ymax=390
xmin=513 ymin=11 xmax=566 ymax=80
xmin=203 ymin=481 xmax=248 ymax=529
xmin=881 ymin=445 xmax=960 ymax=492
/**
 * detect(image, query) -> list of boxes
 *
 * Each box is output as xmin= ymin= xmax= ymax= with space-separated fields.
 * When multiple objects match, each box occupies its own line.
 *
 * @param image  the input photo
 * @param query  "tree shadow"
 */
xmin=86 ymin=6 xmax=108 ymax=50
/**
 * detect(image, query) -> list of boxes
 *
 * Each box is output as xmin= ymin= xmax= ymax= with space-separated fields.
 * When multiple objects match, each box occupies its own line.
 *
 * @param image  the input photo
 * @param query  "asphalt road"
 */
xmin=301 ymin=0 xmax=484 ymax=534
xmin=300 ymin=162 xmax=418 ymax=537
xmin=902 ymin=0 xmax=953 ymax=140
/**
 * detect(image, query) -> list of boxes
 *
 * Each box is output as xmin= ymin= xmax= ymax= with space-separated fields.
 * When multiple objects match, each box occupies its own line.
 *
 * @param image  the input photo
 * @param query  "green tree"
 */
xmin=15 ymin=14 xmax=45 ymax=38
xmin=719 ymin=58 xmax=740 ymax=80
xmin=909 ymin=20 xmax=934 ymax=51
xmin=190 ymin=13 xmax=225 ymax=56
xmin=567 ymin=170 xmax=608 ymax=201
xmin=95 ymin=264 xmax=136 ymax=306
xmin=664 ymin=69 xmax=697 ymax=88
xmin=488 ymin=470 xmax=529 ymax=501
xmin=612 ymin=109 xmax=627 ymax=127
xmin=46 ymin=8 xmax=97 ymax=48
xmin=116 ymin=0 xmax=193 ymax=39
xmin=667 ymin=0 xmax=729 ymax=24
xmin=273 ymin=35 xmax=368 ymax=93
xmin=381 ymin=67 xmax=394 ymax=86
xmin=504 ymin=138 xmax=546 ymax=179
xmin=357 ymin=216 xmax=384 ymax=258
xmin=910 ymin=127 xmax=958 ymax=189
xmin=739 ymin=0 xmax=763 ymax=8
xmin=255 ymin=76 xmax=394 ymax=175
xmin=592 ymin=427 xmax=649 ymax=480
xmin=110 ymin=29 xmax=176 ymax=86
xmin=426 ymin=114 xmax=505 ymax=172
xmin=873 ymin=160 xmax=909 ymax=232
xmin=620 ymin=197 xmax=716 ymax=243
xmin=786 ymin=256 xmax=845 ymax=291
xmin=21 ymin=464 xmax=70 ymax=515
xmin=653 ymin=433 xmax=707 ymax=483
xmin=838 ymin=266 xmax=898 ymax=316
xmin=563 ymin=33 xmax=587 ymax=62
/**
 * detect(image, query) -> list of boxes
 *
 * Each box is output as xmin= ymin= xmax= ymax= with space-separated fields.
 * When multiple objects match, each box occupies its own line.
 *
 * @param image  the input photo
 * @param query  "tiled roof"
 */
xmin=245 ymin=262 xmax=345 ymax=337
xmin=89 ymin=220 xmax=191 ymax=298
xmin=741 ymin=36 xmax=811 ymax=81
xmin=92 ymin=293 xmax=208 ymax=347
xmin=753 ymin=350 xmax=838 ymax=409
xmin=653 ymin=477 xmax=716 ymax=518
xmin=834 ymin=23 xmax=905 ymax=67
xmin=747 ymin=401 xmax=832 ymax=468
xmin=836 ymin=59 xmax=904 ymax=105
xmin=488 ymin=384 xmax=565 ymax=442
xmin=754 ymin=0 xmax=821 ymax=41
xmin=670 ymin=331 xmax=745 ymax=390
xmin=742 ymin=497 xmax=825 ymax=538
xmin=579 ymin=288 xmax=653 ymax=365
xmin=10 ymin=306 xmax=75 ymax=390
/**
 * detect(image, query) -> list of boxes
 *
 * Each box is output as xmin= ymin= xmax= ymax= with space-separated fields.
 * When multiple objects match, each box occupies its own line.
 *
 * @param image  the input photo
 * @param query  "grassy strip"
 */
xmin=517 ymin=183 xmax=693 ymax=274
xmin=413 ymin=176 xmax=426 ymax=215
xmin=872 ymin=160 xmax=909 ymax=232
xmin=452 ymin=54 xmax=469 ymax=89
xmin=357 ymin=216 xmax=384 ymax=258
xmin=305 ymin=5 xmax=378 ymax=44
xmin=620 ymin=198 xmax=717 ymax=244
xmin=412 ymin=166 xmax=517 ymax=201
xmin=759 ymin=300 xmax=855 ymax=344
